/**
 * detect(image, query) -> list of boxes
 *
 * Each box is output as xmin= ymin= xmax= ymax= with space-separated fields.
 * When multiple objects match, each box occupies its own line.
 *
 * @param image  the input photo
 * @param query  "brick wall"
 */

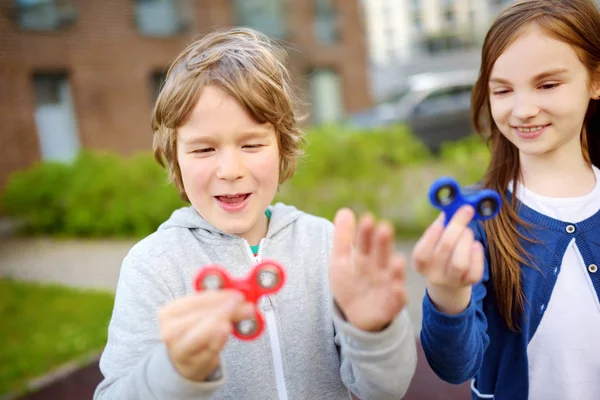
xmin=0 ymin=0 xmax=371 ymax=192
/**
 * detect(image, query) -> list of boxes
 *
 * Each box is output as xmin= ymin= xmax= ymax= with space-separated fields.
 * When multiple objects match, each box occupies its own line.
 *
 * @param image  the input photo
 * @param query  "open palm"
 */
xmin=329 ymin=208 xmax=408 ymax=332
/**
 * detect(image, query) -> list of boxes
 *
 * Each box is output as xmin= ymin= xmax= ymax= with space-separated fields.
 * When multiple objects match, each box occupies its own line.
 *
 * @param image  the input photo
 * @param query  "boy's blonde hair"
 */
xmin=152 ymin=27 xmax=304 ymax=202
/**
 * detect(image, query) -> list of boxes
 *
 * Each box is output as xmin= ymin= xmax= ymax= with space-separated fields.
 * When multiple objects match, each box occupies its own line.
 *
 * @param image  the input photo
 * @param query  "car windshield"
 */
xmin=376 ymin=88 xmax=410 ymax=106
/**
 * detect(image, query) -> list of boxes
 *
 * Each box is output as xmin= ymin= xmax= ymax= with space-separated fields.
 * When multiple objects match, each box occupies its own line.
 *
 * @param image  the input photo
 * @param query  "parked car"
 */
xmin=348 ymin=69 xmax=479 ymax=152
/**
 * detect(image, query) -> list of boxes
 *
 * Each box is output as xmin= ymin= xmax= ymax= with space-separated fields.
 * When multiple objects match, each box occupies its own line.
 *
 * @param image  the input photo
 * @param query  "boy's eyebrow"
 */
xmin=179 ymin=129 xmax=273 ymax=145
xmin=489 ymin=68 xmax=569 ymax=85
xmin=239 ymin=129 xmax=273 ymax=139
xmin=179 ymin=135 xmax=214 ymax=145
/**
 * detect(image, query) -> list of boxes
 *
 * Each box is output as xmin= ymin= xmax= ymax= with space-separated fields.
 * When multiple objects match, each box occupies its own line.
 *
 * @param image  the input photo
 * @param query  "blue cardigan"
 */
xmin=421 ymin=200 xmax=600 ymax=399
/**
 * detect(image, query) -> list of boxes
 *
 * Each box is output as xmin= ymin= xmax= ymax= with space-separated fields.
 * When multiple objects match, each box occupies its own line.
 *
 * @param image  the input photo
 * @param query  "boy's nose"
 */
xmin=216 ymin=149 xmax=245 ymax=181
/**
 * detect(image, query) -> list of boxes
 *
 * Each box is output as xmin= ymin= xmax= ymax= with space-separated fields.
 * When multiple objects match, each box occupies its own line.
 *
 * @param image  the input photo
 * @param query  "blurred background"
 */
xmin=0 ymin=0 xmax=519 ymax=399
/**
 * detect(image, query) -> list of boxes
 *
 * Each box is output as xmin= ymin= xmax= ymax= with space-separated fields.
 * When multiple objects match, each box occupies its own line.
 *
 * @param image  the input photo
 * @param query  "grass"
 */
xmin=0 ymin=279 xmax=115 ymax=396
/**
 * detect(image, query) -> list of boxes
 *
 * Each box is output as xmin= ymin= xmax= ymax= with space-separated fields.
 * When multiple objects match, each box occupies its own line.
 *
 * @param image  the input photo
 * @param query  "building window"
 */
xmin=468 ymin=8 xmax=477 ymax=42
xmin=233 ymin=0 xmax=286 ymax=39
xmin=314 ymin=0 xmax=338 ymax=44
xmin=309 ymin=69 xmax=343 ymax=125
xmin=412 ymin=12 xmax=422 ymax=32
xmin=15 ymin=0 xmax=77 ymax=31
xmin=151 ymin=70 xmax=167 ymax=103
xmin=135 ymin=0 xmax=190 ymax=37
xmin=444 ymin=9 xmax=455 ymax=26
xmin=32 ymin=73 xmax=80 ymax=162
xmin=422 ymin=33 xmax=464 ymax=54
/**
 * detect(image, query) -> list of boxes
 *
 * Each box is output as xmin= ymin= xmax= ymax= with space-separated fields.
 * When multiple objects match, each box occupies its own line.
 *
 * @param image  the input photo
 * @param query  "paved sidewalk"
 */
xmin=0 ymin=238 xmax=133 ymax=292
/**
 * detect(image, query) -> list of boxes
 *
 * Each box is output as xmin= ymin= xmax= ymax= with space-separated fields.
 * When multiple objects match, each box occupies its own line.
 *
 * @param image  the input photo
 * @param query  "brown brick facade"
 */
xmin=0 ymin=0 xmax=371 ymax=192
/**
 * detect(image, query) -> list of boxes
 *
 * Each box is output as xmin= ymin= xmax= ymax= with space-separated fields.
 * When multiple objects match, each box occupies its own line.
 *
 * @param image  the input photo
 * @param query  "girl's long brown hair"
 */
xmin=472 ymin=0 xmax=600 ymax=331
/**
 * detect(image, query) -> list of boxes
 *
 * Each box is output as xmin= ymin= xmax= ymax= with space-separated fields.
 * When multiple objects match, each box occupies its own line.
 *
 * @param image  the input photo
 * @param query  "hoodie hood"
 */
xmin=157 ymin=202 xmax=303 ymax=241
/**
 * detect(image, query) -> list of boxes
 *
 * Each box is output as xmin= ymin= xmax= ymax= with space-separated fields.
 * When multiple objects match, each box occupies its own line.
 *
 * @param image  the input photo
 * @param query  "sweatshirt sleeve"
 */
xmin=93 ymin=252 xmax=223 ymax=400
xmin=333 ymin=304 xmax=418 ymax=400
xmin=419 ymin=222 xmax=491 ymax=384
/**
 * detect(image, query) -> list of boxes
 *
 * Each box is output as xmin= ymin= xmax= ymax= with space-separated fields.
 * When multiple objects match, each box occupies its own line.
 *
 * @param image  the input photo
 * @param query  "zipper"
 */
xmin=244 ymin=239 xmax=289 ymax=400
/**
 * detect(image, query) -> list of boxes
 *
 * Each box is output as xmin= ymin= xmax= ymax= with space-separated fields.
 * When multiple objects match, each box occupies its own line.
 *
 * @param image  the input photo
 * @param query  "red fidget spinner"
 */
xmin=193 ymin=260 xmax=286 ymax=341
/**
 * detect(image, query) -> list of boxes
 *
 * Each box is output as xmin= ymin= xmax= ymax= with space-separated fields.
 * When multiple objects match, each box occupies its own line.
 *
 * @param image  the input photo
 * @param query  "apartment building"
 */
xmin=0 ymin=0 xmax=371 ymax=190
xmin=362 ymin=0 xmax=504 ymax=66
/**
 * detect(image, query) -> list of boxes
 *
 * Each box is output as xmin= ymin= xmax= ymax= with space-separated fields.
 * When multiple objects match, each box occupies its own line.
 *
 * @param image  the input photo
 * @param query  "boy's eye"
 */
xmin=192 ymin=148 xmax=214 ymax=154
xmin=539 ymin=83 xmax=560 ymax=90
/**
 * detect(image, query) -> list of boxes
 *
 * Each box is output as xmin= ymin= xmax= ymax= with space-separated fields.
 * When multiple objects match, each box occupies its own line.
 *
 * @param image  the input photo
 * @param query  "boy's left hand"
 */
xmin=329 ymin=208 xmax=408 ymax=332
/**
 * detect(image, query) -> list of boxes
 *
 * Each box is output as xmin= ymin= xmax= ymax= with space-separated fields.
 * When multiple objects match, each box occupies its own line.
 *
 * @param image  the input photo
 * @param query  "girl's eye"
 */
xmin=492 ymin=89 xmax=511 ymax=96
xmin=243 ymin=144 xmax=263 ymax=149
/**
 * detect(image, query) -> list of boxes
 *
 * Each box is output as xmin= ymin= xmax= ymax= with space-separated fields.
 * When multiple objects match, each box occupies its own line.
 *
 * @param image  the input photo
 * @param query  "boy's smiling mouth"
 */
xmin=215 ymin=193 xmax=252 ymax=212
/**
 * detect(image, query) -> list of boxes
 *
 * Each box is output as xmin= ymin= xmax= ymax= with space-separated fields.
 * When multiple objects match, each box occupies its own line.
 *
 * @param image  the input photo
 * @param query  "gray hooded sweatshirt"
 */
xmin=94 ymin=203 xmax=417 ymax=400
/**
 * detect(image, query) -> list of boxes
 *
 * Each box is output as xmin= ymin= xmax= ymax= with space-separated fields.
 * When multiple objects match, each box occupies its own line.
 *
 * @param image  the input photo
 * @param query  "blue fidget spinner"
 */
xmin=429 ymin=177 xmax=502 ymax=226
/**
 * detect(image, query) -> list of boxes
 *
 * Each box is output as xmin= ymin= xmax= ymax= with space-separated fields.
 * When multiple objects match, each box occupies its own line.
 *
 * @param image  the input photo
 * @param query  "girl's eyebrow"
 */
xmin=489 ymin=68 xmax=569 ymax=85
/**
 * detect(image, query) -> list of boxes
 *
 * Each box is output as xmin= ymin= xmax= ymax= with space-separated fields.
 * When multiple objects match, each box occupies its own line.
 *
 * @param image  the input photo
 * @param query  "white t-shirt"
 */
xmin=511 ymin=166 xmax=600 ymax=400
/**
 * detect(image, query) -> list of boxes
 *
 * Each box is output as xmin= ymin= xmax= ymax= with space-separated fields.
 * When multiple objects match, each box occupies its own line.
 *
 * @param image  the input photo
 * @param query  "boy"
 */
xmin=94 ymin=27 xmax=417 ymax=400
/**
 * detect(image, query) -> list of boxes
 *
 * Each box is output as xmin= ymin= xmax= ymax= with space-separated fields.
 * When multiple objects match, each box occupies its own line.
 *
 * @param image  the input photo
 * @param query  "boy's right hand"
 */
xmin=411 ymin=206 xmax=485 ymax=315
xmin=158 ymin=290 xmax=254 ymax=382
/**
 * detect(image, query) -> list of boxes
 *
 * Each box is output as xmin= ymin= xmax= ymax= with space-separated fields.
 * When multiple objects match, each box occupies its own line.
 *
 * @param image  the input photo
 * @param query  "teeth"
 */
xmin=218 ymin=194 xmax=247 ymax=205
xmin=517 ymin=126 xmax=544 ymax=133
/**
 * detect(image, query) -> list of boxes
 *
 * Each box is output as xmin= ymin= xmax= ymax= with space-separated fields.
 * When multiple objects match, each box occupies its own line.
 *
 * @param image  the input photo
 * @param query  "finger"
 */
xmin=172 ymin=313 xmax=231 ymax=360
xmin=186 ymin=352 xmax=222 ymax=382
xmin=447 ymin=228 xmax=474 ymax=283
xmin=411 ymin=213 xmax=445 ymax=274
xmin=355 ymin=213 xmax=375 ymax=254
xmin=160 ymin=290 xmax=243 ymax=320
xmin=332 ymin=208 xmax=356 ymax=261
xmin=160 ymin=297 xmax=251 ymax=344
xmin=373 ymin=221 xmax=394 ymax=269
xmin=433 ymin=206 xmax=475 ymax=268
xmin=187 ymin=317 xmax=233 ymax=359
xmin=175 ymin=323 xmax=230 ymax=381
xmin=464 ymin=241 xmax=485 ymax=285
xmin=391 ymin=281 xmax=408 ymax=307
xmin=200 ymin=320 xmax=232 ymax=356
xmin=390 ymin=253 xmax=406 ymax=282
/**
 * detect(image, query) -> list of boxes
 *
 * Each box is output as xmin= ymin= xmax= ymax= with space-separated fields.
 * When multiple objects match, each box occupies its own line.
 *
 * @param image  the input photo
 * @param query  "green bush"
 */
xmin=1 ymin=162 xmax=71 ymax=234
xmin=276 ymin=124 xmax=434 ymax=235
xmin=1 ymin=126 xmax=490 ymax=239
xmin=2 ymin=151 xmax=185 ymax=237
xmin=438 ymin=134 xmax=491 ymax=184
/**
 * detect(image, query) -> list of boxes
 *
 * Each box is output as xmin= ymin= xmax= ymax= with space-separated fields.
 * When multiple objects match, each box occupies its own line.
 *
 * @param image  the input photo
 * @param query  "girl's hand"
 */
xmin=411 ymin=206 xmax=485 ymax=314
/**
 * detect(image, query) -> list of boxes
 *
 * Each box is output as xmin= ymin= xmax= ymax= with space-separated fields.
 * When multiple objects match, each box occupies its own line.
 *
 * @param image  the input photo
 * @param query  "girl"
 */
xmin=412 ymin=0 xmax=600 ymax=399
